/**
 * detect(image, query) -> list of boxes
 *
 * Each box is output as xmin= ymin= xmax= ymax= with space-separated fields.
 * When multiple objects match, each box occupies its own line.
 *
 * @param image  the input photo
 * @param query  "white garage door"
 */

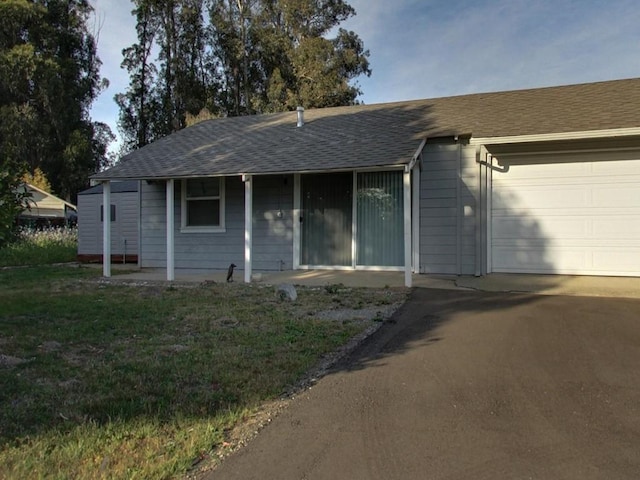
xmin=491 ymin=150 xmax=640 ymax=276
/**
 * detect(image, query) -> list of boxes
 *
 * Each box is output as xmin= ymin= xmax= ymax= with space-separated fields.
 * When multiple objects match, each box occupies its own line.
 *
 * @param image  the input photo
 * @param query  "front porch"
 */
xmin=102 ymin=266 xmax=450 ymax=289
xmin=93 ymin=267 xmax=640 ymax=299
xmin=100 ymin=166 xmax=419 ymax=288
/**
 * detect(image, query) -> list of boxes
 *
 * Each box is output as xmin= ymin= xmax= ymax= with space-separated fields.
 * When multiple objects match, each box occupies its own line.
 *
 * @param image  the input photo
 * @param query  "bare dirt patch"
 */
xmin=0 ymin=354 xmax=30 ymax=367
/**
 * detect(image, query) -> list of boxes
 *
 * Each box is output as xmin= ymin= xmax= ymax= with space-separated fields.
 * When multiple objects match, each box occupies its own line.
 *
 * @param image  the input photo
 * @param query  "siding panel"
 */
xmin=173 ymin=176 xmax=244 ymax=270
xmin=78 ymin=183 xmax=139 ymax=259
xmin=140 ymin=181 xmax=166 ymax=267
xmin=419 ymin=143 xmax=478 ymax=275
xmin=252 ymin=175 xmax=294 ymax=271
xmin=141 ymin=175 xmax=295 ymax=272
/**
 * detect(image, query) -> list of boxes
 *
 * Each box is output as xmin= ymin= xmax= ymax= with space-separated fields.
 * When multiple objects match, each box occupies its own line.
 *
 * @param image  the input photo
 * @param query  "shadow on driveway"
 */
xmin=210 ymin=288 xmax=640 ymax=480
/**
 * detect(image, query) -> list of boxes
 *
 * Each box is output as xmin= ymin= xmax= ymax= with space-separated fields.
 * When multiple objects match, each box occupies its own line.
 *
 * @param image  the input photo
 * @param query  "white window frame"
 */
xmin=180 ymin=177 xmax=226 ymax=233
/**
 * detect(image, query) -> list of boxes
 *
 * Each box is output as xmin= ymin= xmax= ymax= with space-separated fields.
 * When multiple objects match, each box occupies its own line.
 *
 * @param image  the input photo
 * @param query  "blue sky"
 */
xmin=90 ymin=0 xmax=640 ymax=150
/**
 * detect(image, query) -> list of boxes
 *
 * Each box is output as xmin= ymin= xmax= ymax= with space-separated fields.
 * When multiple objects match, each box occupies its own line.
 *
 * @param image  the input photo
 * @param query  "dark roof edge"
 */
xmin=79 ymin=180 xmax=140 ymax=195
xmin=365 ymin=77 xmax=640 ymax=108
xmin=90 ymin=162 xmax=412 ymax=182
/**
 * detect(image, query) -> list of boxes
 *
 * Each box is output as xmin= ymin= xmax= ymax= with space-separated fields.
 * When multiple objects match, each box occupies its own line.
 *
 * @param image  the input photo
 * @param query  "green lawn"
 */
xmin=0 ymin=266 xmax=406 ymax=479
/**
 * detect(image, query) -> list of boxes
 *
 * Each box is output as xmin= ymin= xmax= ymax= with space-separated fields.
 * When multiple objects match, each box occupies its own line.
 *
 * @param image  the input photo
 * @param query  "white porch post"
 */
xmin=412 ymin=165 xmax=420 ymax=273
xmin=166 ymin=179 xmax=175 ymax=281
xmin=403 ymin=168 xmax=412 ymax=287
xmin=292 ymin=174 xmax=301 ymax=269
xmin=102 ymin=180 xmax=111 ymax=277
xmin=243 ymin=174 xmax=253 ymax=283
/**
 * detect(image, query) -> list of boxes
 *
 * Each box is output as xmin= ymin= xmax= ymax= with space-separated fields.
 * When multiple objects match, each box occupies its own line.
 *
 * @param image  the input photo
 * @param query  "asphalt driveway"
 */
xmin=209 ymin=288 xmax=640 ymax=479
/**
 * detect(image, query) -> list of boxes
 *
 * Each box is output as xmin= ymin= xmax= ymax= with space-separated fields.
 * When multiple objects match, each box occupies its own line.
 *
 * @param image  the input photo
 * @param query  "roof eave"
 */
xmin=406 ymin=138 xmax=427 ymax=172
xmin=469 ymin=127 xmax=640 ymax=146
xmin=90 ymin=162 xmax=413 ymax=182
xmin=23 ymin=183 xmax=77 ymax=209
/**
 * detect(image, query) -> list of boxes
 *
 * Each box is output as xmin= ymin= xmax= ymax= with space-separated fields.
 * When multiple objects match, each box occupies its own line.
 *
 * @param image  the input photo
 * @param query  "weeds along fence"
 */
xmin=0 ymin=226 xmax=78 ymax=267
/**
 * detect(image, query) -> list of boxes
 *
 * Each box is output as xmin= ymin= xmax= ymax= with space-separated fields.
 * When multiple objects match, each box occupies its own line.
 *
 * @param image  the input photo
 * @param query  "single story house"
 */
xmin=77 ymin=180 xmax=140 ymax=264
xmin=92 ymin=78 xmax=640 ymax=286
xmin=18 ymin=183 xmax=77 ymax=227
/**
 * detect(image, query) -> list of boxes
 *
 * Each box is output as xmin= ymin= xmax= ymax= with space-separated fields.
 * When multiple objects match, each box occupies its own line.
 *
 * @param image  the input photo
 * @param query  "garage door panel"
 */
xmin=593 ymin=186 xmax=640 ymax=207
xmin=592 ymin=249 xmax=640 ymax=272
xmin=496 ymin=185 xmax=640 ymax=210
xmin=491 ymin=154 xmax=640 ymax=276
xmin=591 ymin=158 xmax=640 ymax=175
xmin=496 ymin=207 xmax=640 ymax=218
xmin=593 ymin=217 xmax=640 ymax=239
xmin=497 ymin=152 xmax=640 ymax=175
xmin=495 ymin=215 xmax=640 ymax=242
xmin=495 ymin=159 xmax=640 ymax=184
xmin=493 ymin=186 xmax=589 ymax=210
xmin=492 ymin=246 xmax=586 ymax=273
xmin=494 ymin=160 xmax=592 ymax=179
xmin=493 ymin=216 xmax=589 ymax=240
xmin=493 ymin=246 xmax=640 ymax=275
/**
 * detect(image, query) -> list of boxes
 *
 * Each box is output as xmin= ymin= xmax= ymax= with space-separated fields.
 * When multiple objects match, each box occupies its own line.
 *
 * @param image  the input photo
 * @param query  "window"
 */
xmin=100 ymin=204 xmax=116 ymax=222
xmin=181 ymin=178 xmax=225 ymax=232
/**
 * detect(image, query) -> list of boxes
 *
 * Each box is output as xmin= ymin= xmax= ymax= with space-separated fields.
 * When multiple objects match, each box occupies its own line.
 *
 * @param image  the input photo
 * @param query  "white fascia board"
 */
xmin=92 ymin=164 xmax=413 ymax=182
xmin=406 ymin=138 xmax=427 ymax=172
xmin=469 ymin=127 xmax=640 ymax=146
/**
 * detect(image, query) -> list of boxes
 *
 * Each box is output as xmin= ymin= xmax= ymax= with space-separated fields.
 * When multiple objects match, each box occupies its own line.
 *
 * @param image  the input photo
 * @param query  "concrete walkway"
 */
xmin=97 ymin=265 xmax=640 ymax=299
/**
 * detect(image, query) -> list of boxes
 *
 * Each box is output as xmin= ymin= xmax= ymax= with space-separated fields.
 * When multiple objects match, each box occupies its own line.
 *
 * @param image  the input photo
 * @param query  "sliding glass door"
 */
xmin=300 ymin=170 xmax=404 ymax=268
xmin=356 ymin=171 xmax=404 ymax=267
xmin=301 ymin=173 xmax=352 ymax=266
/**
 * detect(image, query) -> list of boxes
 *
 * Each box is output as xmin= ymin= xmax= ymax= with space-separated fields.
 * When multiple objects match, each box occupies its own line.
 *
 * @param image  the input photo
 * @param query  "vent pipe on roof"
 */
xmin=296 ymin=106 xmax=304 ymax=127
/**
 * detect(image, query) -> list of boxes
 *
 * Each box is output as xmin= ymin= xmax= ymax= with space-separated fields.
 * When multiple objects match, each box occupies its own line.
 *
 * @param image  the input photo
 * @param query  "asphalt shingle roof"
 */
xmin=78 ymin=180 xmax=139 ymax=195
xmin=94 ymin=78 xmax=640 ymax=180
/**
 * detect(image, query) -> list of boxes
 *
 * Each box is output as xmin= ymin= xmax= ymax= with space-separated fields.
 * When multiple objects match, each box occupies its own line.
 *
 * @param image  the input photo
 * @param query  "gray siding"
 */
xmin=252 ymin=175 xmax=294 ymax=271
xmin=77 ymin=194 xmax=100 ymax=255
xmin=140 ymin=175 xmax=294 ymax=272
xmin=419 ymin=143 xmax=478 ymax=275
xmin=140 ymin=181 xmax=166 ymax=266
xmin=174 ymin=176 xmax=245 ymax=269
xmin=78 ymin=189 xmax=139 ymax=257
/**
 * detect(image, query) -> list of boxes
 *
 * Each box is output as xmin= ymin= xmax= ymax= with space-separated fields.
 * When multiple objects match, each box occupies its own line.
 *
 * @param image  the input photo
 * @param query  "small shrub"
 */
xmin=324 ymin=283 xmax=345 ymax=294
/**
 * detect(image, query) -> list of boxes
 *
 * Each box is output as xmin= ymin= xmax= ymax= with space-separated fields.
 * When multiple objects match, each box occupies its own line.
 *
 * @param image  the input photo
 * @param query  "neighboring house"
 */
xmin=76 ymin=181 xmax=139 ymax=264
xmin=18 ymin=183 xmax=77 ymax=227
xmin=92 ymin=78 xmax=640 ymax=286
